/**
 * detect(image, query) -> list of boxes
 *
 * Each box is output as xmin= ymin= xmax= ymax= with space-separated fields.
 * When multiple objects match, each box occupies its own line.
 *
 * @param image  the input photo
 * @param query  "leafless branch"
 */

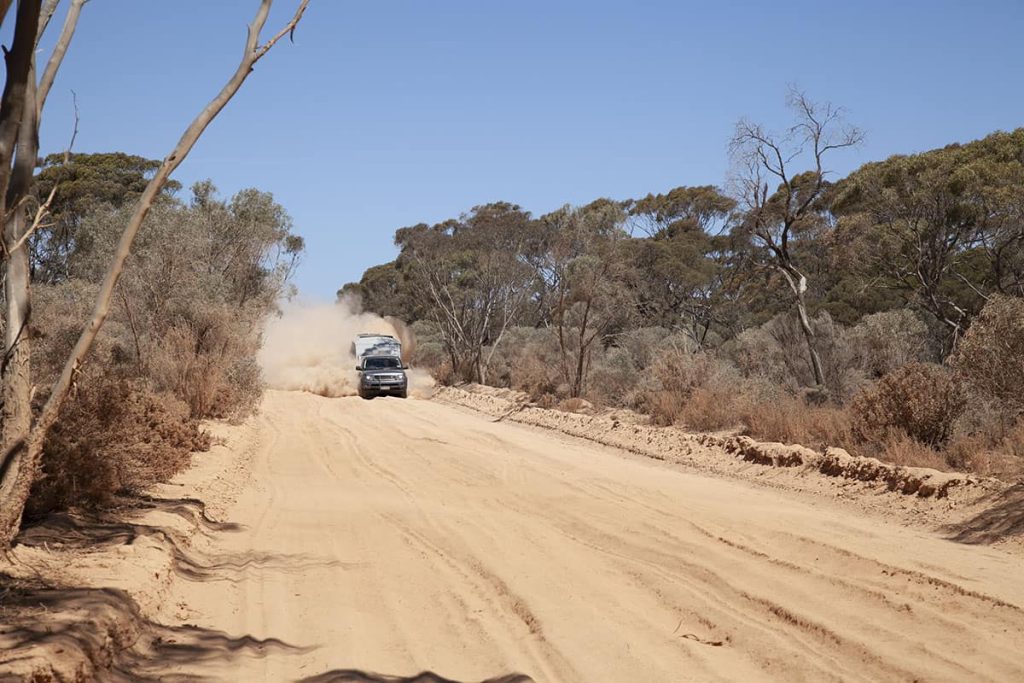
xmin=64 ymin=88 xmax=78 ymax=162
xmin=36 ymin=0 xmax=86 ymax=119
xmin=6 ymin=183 xmax=56 ymax=254
xmin=0 ymin=0 xmax=13 ymax=31
xmin=36 ymin=0 xmax=59 ymax=41
xmin=255 ymin=0 xmax=309 ymax=59
xmin=2 ymin=87 xmax=78 ymax=258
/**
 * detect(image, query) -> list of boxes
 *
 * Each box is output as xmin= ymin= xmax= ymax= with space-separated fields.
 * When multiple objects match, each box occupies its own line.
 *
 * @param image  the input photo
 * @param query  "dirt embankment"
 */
xmin=434 ymin=384 xmax=1017 ymax=540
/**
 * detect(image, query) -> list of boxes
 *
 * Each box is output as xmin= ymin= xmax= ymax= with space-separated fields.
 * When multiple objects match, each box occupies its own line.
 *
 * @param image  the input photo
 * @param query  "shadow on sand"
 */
xmin=0 ymin=496 xmax=335 ymax=680
xmin=299 ymin=671 xmax=534 ymax=683
xmin=3 ymin=497 xmax=534 ymax=681
xmin=16 ymin=495 xmax=353 ymax=581
xmin=945 ymin=483 xmax=1024 ymax=545
xmin=0 ymin=574 xmax=310 ymax=682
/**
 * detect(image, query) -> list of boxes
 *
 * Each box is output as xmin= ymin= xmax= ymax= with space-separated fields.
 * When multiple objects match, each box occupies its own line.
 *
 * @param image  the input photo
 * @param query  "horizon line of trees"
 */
xmin=342 ymin=96 xmax=1023 ymax=399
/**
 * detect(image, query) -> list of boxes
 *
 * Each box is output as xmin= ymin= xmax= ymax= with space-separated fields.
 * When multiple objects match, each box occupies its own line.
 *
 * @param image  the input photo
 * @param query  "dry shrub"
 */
xmin=148 ymin=306 xmax=262 ymax=420
xmin=943 ymin=418 xmax=1024 ymax=480
xmin=646 ymin=390 xmax=688 ymax=427
xmin=431 ymin=358 xmax=457 ymax=386
xmin=739 ymin=395 xmax=854 ymax=447
xmin=515 ymin=355 xmax=560 ymax=399
xmin=29 ymin=280 xmax=102 ymax=380
xmin=1004 ymin=420 xmax=1024 ymax=458
xmin=27 ymin=375 xmax=210 ymax=518
xmin=485 ymin=327 xmax=560 ymax=399
xmin=952 ymin=294 xmax=1024 ymax=416
xmin=727 ymin=323 xmax=794 ymax=388
xmin=643 ymin=350 xmax=740 ymax=428
xmin=587 ymin=346 xmax=640 ymax=407
xmin=674 ymin=387 xmax=745 ymax=431
xmin=654 ymin=349 xmax=730 ymax=396
xmin=728 ymin=312 xmax=851 ymax=394
xmin=851 ymin=362 xmax=965 ymax=447
xmin=557 ymin=397 xmax=592 ymax=413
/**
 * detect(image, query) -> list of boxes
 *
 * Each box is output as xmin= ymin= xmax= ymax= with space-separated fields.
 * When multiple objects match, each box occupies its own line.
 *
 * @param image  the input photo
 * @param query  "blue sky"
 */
xmin=27 ymin=0 xmax=1024 ymax=298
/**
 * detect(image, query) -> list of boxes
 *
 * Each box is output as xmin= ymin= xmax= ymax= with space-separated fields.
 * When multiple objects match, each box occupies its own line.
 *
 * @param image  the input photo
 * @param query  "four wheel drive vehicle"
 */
xmin=354 ymin=334 xmax=409 ymax=399
xmin=356 ymin=355 xmax=409 ymax=398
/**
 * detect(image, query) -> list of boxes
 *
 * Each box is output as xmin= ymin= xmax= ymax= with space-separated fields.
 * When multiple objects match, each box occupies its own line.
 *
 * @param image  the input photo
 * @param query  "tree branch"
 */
xmin=31 ymin=0 xmax=310 ymax=443
xmin=36 ymin=0 xmax=86 ymax=120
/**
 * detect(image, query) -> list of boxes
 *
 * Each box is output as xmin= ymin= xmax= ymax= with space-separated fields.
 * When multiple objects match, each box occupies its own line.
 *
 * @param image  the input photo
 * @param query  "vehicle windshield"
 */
xmin=363 ymin=356 xmax=401 ymax=370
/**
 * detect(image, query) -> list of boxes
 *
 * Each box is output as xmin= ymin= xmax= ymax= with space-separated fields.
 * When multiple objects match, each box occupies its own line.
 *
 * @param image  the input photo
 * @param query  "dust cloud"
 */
xmin=258 ymin=296 xmax=435 ymax=398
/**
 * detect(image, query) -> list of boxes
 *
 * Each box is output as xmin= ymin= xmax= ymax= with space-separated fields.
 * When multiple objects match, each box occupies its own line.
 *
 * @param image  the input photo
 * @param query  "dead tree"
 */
xmin=730 ymin=90 xmax=862 ymax=390
xmin=0 ymin=0 xmax=309 ymax=548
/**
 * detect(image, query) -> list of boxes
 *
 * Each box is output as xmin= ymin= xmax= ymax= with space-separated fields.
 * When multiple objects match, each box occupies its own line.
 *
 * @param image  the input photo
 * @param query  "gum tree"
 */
xmin=730 ymin=90 xmax=863 ymax=389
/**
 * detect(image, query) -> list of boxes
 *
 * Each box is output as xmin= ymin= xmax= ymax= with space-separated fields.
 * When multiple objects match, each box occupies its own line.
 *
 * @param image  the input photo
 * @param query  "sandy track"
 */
xmin=159 ymin=390 xmax=1024 ymax=682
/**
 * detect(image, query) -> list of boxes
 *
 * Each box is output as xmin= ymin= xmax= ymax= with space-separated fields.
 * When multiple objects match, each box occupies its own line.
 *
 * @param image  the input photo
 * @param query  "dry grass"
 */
xmin=674 ymin=387 xmax=743 ymax=431
xmin=945 ymin=419 xmax=1024 ymax=481
xmin=874 ymin=432 xmax=949 ymax=470
xmin=739 ymin=396 xmax=854 ymax=448
xmin=645 ymin=390 xmax=687 ymax=427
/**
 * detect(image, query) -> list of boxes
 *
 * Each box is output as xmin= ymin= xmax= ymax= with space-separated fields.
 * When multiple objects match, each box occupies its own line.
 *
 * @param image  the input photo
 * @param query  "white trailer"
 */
xmin=352 ymin=333 xmax=402 ymax=361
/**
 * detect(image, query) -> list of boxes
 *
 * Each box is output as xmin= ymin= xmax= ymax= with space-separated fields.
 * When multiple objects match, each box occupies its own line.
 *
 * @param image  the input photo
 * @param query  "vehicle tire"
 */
xmin=398 ymin=389 xmax=408 ymax=399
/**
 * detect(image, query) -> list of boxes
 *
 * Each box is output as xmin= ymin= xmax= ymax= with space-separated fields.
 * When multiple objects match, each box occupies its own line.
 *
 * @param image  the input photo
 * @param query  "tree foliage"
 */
xmin=30 ymin=152 xmax=182 ymax=283
xmin=832 ymin=129 xmax=1024 ymax=347
xmin=348 ymin=125 xmax=1024 ymax=409
xmin=394 ymin=202 xmax=535 ymax=383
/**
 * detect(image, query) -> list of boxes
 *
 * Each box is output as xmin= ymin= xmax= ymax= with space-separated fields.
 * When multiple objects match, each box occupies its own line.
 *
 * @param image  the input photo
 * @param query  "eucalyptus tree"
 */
xmin=537 ymin=199 xmax=636 ymax=397
xmin=626 ymin=186 xmax=737 ymax=348
xmin=832 ymin=128 xmax=1024 ymax=350
xmin=729 ymin=90 xmax=863 ymax=389
xmin=395 ymin=202 xmax=535 ymax=384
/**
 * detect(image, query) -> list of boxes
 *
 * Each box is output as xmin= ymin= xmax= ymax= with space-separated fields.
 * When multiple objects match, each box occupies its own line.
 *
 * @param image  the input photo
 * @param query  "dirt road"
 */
xmin=161 ymin=390 xmax=1024 ymax=682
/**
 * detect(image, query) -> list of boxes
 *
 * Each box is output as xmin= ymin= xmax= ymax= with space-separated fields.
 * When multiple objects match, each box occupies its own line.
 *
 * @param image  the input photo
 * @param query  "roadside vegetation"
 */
xmin=343 ymin=100 xmax=1024 ymax=481
xmin=25 ymin=158 xmax=302 ymax=518
xmin=0 ymin=0 xmax=308 ymax=546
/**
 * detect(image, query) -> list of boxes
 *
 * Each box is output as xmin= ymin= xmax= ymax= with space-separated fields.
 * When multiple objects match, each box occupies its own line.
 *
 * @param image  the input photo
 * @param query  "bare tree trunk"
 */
xmin=0 ymin=0 xmax=39 ymax=206
xmin=782 ymin=266 xmax=825 ymax=388
xmin=0 ymin=0 xmax=73 ymax=546
xmin=0 ymin=65 xmax=38 ymax=536
xmin=571 ymin=300 xmax=592 ymax=398
xmin=0 ymin=0 xmax=309 ymax=547
xmin=795 ymin=292 xmax=825 ymax=388
xmin=573 ymin=333 xmax=586 ymax=397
